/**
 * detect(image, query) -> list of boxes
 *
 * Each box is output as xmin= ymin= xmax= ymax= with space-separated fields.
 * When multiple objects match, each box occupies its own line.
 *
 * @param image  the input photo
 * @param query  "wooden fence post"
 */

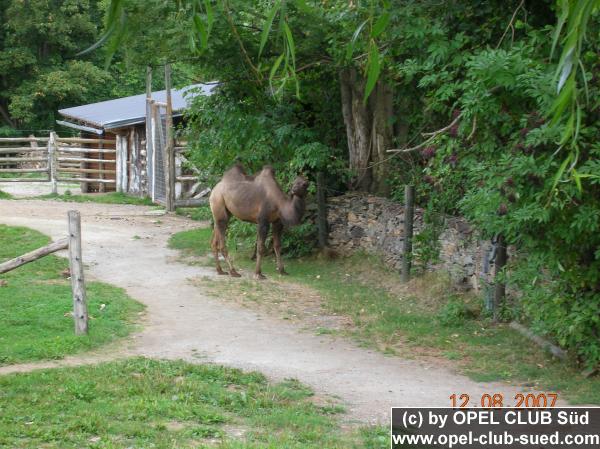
xmin=316 ymin=171 xmax=328 ymax=248
xmin=48 ymin=132 xmax=58 ymax=194
xmin=493 ymin=234 xmax=507 ymax=322
xmin=401 ymin=185 xmax=415 ymax=283
xmin=68 ymin=210 xmax=88 ymax=335
xmin=164 ymin=63 xmax=175 ymax=212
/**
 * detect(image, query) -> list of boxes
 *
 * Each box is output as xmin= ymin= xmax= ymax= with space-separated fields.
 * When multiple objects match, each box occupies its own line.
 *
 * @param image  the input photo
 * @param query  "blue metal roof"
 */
xmin=58 ymin=83 xmax=215 ymax=130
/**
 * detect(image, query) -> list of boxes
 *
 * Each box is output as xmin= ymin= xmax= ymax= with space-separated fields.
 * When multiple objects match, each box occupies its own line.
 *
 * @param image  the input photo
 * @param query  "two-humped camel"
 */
xmin=209 ymin=164 xmax=309 ymax=279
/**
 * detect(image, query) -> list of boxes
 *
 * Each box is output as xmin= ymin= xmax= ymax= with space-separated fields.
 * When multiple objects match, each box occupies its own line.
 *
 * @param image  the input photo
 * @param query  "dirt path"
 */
xmin=0 ymin=199 xmax=539 ymax=424
xmin=0 ymin=181 xmax=81 ymax=197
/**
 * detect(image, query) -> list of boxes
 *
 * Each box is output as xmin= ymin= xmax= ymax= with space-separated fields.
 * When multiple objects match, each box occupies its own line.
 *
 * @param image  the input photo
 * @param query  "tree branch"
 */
xmin=421 ymin=111 xmax=463 ymax=137
xmin=387 ymin=111 xmax=463 ymax=154
xmin=223 ymin=1 xmax=263 ymax=83
xmin=496 ymin=0 xmax=525 ymax=49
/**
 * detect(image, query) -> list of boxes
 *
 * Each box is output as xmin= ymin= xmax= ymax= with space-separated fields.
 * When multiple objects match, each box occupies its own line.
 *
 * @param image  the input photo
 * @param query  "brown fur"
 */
xmin=209 ymin=164 xmax=309 ymax=279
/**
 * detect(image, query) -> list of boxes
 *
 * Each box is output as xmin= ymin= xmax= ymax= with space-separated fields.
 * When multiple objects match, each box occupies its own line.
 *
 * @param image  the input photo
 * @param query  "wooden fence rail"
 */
xmin=58 ymin=157 xmax=116 ymax=164
xmin=57 ymin=177 xmax=116 ymax=184
xmin=0 ymin=211 xmax=88 ymax=335
xmin=0 ymin=238 xmax=68 ymax=274
xmin=0 ymin=137 xmax=48 ymax=142
xmin=57 ymin=137 xmax=116 ymax=145
xmin=58 ymin=148 xmax=117 ymax=155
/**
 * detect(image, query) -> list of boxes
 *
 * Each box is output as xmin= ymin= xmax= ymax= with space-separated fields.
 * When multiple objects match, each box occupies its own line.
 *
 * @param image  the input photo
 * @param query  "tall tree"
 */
xmin=0 ymin=0 xmax=113 ymax=129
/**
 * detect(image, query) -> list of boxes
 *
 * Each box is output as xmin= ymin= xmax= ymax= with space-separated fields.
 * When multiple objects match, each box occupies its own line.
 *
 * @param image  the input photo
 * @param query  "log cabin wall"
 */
xmin=108 ymin=125 xmax=148 ymax=196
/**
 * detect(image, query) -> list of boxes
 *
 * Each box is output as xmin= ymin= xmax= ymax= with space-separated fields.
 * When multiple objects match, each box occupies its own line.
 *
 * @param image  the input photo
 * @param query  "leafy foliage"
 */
xmin=184 ymin=84 xmax=346 ymax=187
xmin=389 ymin=6 xmax=600 ymax=366
xmin=0 ymin=0 xmax=200 ymax=130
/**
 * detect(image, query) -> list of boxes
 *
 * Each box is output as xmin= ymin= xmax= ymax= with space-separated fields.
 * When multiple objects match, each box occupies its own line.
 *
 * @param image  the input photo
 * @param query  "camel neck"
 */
xmin=280 ymin=194 xmax=305 ymax=226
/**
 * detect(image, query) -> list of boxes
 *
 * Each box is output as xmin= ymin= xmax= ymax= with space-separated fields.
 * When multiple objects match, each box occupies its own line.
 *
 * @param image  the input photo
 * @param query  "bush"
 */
xmin=281 ymin=221 xmax=317 ymax=258
xmin=437 ymin=296 xmax=477 ymax=327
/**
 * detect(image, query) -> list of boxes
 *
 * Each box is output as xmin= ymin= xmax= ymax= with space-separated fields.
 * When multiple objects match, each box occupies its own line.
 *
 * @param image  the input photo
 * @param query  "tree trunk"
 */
xmin=339 ymin=68 xmax=394 ymax=194
xmin=340 ymin=68 xmax=372 ymax=191
xmin=370 ymin=81 xmax=394 ymax=195
xmin=0 ymin=103 xmax=14 ymax=128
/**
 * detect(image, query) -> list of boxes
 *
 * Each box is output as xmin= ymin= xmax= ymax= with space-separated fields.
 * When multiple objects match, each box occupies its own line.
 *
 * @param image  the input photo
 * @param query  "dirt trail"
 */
xmin=0 ymin=199 xmax=540 ymax=424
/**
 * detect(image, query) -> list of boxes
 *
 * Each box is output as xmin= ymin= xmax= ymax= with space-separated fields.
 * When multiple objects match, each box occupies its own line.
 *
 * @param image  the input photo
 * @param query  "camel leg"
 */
xmin=272 ymin=221 xmax=287 ymax=275
xmin=211 ymin=225 xmax=228 ymax=275
xmin=215 ymin=218 xmax=240 ymax=278
xmin=254 ymin=220 xmax=270 ymax=280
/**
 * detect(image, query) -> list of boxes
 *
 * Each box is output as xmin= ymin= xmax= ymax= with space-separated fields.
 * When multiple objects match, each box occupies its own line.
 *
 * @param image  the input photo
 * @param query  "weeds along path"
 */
xmin=0 ymin=199 xmax=535 ymax=423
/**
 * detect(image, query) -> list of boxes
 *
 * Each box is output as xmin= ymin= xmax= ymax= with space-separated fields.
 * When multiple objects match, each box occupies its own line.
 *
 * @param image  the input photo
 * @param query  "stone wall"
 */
xmin=326 ymin=192 xmax=494 ymax=290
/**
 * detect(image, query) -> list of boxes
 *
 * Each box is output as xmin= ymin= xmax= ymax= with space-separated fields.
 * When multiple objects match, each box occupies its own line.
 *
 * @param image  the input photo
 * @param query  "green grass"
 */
xmin=169 ymin=228 xmax=214 ymax=257
xmin=0 ymin=225 xmax=144 ymax=365
xmin=0 ymin=172 xmax=46 ymax=179
xmin=0 ymin=358 xmax=387 ymax=449
xmin=0 ymin=189 xmax=12 ymax=199
xmin=176 ymin=205 xmax=213 ymax=221
xmin=169 ymin=228 xmax=600 ymax=405
xmin=35 ymin=191 xmax=155 ymax=206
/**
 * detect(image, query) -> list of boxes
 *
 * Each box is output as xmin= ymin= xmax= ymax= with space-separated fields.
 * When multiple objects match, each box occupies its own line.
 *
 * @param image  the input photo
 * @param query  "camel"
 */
xmin=209 ymin=164 xmax=309 ymax=279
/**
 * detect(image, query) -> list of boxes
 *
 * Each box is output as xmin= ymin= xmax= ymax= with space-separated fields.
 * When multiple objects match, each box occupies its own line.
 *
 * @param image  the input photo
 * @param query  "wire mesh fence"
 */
xmin=152 ymin=104 xmax=168 ymax=204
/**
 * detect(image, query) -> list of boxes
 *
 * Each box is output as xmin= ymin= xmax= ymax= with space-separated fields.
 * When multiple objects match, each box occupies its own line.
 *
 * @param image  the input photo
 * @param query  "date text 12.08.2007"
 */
xmin=450 ymin=393 xmax=558 ymax=408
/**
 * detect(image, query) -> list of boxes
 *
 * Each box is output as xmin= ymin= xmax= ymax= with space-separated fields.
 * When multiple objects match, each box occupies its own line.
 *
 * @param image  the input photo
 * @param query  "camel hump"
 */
xmin=228 ymin=163 xmax=247 ymax=175
xmin=221 ymin=164 xmax=251 ymax=182
xmin=260 ymin=165 xmax=276 ymax=177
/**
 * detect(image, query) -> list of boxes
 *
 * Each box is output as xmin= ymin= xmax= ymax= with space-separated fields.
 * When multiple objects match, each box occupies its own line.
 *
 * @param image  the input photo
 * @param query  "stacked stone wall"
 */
xmin=325 ymin=192 xmax=494 ymax=289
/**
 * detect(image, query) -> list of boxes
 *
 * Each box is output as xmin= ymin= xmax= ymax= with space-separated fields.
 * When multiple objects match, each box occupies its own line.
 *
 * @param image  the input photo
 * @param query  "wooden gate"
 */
xmin=0 ymin=133 xmax=118 ymax=193
xmin=55 ymin=135 xmax=117 ymax=192
xmin=0 ymin=136 xmax=51 ymax=183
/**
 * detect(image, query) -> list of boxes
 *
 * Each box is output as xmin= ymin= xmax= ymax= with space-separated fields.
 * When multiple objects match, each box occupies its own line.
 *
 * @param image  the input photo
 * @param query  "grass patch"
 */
xmin=0 ymin=225 xmax=144 ymax=365
xmin=0 ymin=189 xmax=12 ymax=199
xmin=176 ymin=205 xmax=212 ymax=221
xmin=169 ymin=227 xmax=600 ymax=405
xmin=0 ymin=173 xmax=46 ymax=179
xmin=0 ymin=357 xmax=386 ymax=448
xmin=35 ymin=191 xmax=155 ymax=206
xmin=169 ymin=228 xmax=213 ymax=258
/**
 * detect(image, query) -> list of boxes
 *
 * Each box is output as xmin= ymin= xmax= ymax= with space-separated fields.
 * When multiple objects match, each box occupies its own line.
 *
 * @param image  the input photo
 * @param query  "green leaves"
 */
xmin=345 ymin=19 xmax=368 ymax=61
xmin=77 ymin=0 xmax=125 ymax=61
xmin=548 ymin=0 xmax=600 ymax=191
xmin=371 ymin=12 xmax=390 ymax=38
xmin=191 ymin=0 xmax=215 ymax=53
xmin=343 ymin=3 xmax=392 ymax=102
xmin=255 ymin=1 xmax=299 ymax=98
xmin=259 ymin=0 xmax=281 ymax=59
xmin=364 ymin=42 xmax=380 ymax=101
xmin=192 ymin=15 xmax=208 ymax=50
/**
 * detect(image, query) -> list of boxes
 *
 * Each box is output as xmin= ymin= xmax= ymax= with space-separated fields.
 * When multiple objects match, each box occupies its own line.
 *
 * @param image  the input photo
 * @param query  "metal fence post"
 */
xmin=316 ymin=171 xmax=328 ymax=248
xmin=164 ymin=63 xmax=175 ymax=212
xmin=493 ymin=234 xmax=507 ymax=322
xmin=401 ymin=185 xmax=415 ymax=282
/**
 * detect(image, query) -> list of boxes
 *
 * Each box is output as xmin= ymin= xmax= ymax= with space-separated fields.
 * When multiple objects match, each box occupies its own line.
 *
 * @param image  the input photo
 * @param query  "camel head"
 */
xmin=290 ymin=176 xmax=309 ymax=198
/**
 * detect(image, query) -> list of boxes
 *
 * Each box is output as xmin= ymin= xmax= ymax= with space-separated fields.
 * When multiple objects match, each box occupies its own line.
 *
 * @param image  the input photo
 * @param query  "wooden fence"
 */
xmin=0 ymin=211 xmax=88 ymax=335
xmin=0 ymin=133 xmax=116 ymax=193
xmin=0 ymin=136 xmax=50 ymax=182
